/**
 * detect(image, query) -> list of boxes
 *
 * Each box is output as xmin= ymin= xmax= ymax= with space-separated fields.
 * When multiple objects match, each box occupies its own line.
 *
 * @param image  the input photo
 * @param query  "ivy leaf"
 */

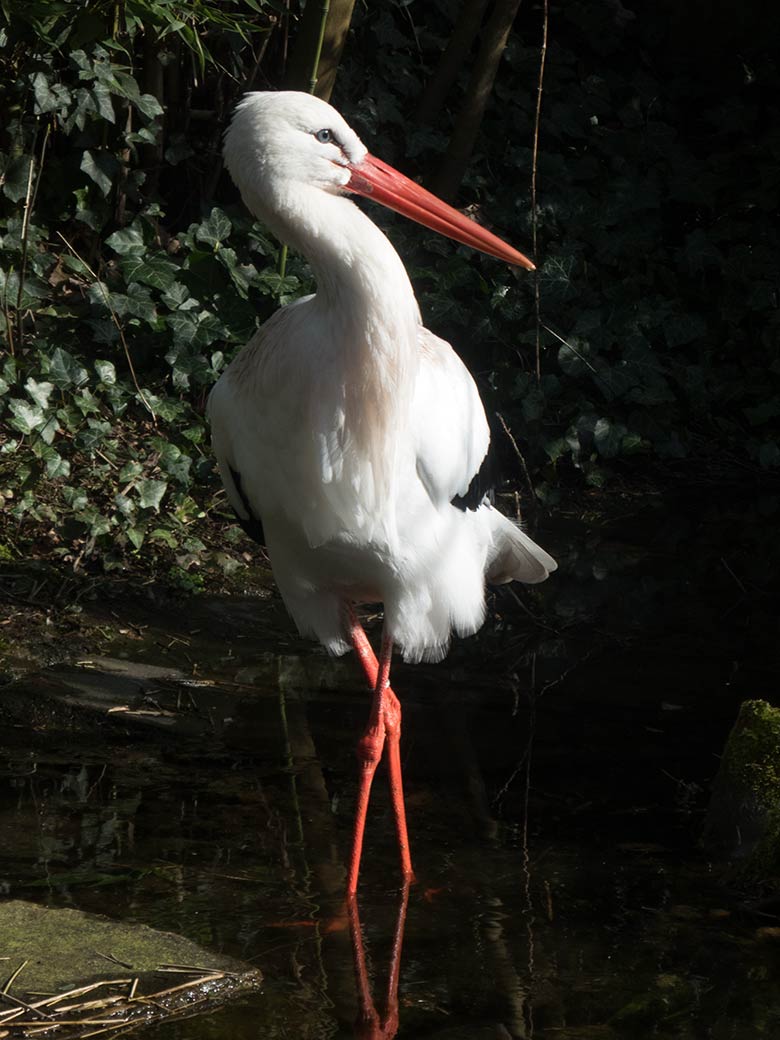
xmin=74 ymin=186 xmax=104 ymax=229
xmin=25 ymin=378 xmax=54 ymax=409
xmin=759 ymin=441 xmax=780 ymax=469
xmin=91 ymin=82 xmax=115 ymax=123
xmin=0 ymin=270 xmax=49 ymax=310
xmin=152 ymin=440 xmax=192 ymax=484
xmin=119 ymin=254 xmax=179 ymax=290
xmin=162 ymin=282 xmax=190 ymax=308
xmin=135 ymin=93 xmax=164 ymax=121
xmin=48 ymin=347 xmax=89 ymax=388
xmin=76 ymin=421 xmax=112 ymax=451
xmin=39 ymin=415 xmax=60 ymax=445
xmin=103 ymin=69 xmax=141 ymax=102
xmin=86 ymin=510 xmax=112 ymax=537
xmin=7 ymin=398 xmax=45 ymax=434
xmin=95 ymin=360 xmax=117 ymax=385
xmin=43 ymin=447 xmax=71 ymax=479
xmin=127 ymin=526 xmax=146 ymax=550
xmin=80 ymin=150 xmax=116 ymax=197
xmin=196 ymin=208 xmax=232 ymax=249
xmin=119 ymin=460 xmax=144 ymax=481
xmin=167 ymin=310 xmax=198 ymax=344
xmin=63 ymin=486 xmax=89 ymax=511
xmin=1 ymin=156 xmax=32 ymax=202
xmin=139 ymin=394 xmax=184 ymax=421
xmin=106 ymin=225 xmax=145 ymax=256
xmin=2 ymin=357 xmax=17 ymax=384
xmin=544 ymin=437 xmax=569 ymax=463
xmin=557 ymin=339 xmax=592 ymax=378
xmin=31 ymin=71 xmax=56 ymax=111
xmin=68 ymin=88 xmax=95 ymax=131
xmin=127 ymin=127 xmax=158 ymax=145
xmin=593 ymin=417 xmax=626 ymax=458
xmin=124 ymin=282 xmax=158 ymax=324
xmin=137 ymin=479 xmax=168 ymax=511
xmin=115 ymin=493 xmax=135 ymax=517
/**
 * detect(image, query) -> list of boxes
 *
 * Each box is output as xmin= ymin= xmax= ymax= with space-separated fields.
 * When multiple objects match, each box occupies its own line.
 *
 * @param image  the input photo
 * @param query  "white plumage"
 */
xmin=209 ymin=91 xmax=556 ymax=666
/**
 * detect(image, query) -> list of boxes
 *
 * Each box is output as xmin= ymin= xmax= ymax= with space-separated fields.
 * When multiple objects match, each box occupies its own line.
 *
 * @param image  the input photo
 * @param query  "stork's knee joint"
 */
xmin=356 ymin=727 xmax=384 ymax=766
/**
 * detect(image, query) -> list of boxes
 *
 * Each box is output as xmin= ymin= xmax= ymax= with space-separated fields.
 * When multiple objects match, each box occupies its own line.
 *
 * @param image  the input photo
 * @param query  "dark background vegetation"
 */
xmin=0 ymin=0 xmax=778 ymax=589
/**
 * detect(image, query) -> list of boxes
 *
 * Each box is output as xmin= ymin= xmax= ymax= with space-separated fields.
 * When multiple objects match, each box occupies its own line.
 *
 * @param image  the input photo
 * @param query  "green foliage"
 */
xmin=0 ymin=1 xmax=310 ymax=571
xmin=334 ymin=1 xmax=780 ymax=491
xmin=1 ymin=0 xmax=778 ymax=575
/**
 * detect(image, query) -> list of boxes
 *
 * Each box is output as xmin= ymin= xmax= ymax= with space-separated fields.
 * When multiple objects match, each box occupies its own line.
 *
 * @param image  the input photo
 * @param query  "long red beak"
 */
xmin=347 ymin=153 xmax=535 ymax=271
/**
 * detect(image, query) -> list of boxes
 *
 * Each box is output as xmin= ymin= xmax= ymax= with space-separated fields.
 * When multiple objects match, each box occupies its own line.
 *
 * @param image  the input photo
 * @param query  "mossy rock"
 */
xmin=0 ymin=900 xmax=263 ymax=1037
xmin=703 ymin=699 xmax=780 ymax=881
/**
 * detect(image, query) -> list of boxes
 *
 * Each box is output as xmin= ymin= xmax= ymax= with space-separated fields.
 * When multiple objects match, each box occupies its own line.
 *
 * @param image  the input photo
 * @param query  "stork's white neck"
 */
xmin=273 ymin=187 xmax=421 ymax=339
xmin=264 ymin=187 xmax=421 ymax=520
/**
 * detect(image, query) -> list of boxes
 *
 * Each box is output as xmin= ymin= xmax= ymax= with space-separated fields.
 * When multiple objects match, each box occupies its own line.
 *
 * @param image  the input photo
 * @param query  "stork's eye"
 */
xmin=314 ymin=128 xmax=333 ymax=144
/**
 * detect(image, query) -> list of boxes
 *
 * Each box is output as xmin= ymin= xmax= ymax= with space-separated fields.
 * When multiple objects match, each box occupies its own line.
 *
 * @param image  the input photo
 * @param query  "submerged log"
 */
xmin=703 ymin=699 xmax=780 ymax=881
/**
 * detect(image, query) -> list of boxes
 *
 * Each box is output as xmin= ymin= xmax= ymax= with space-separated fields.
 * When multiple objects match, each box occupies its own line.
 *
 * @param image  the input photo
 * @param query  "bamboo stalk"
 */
xmin=418 ymin=0 xmax=490 ymax=125
xmin=278 ymin=0 xmax=332 ymax=283
xmin=531 ymin=0 xmax=549 ymax=383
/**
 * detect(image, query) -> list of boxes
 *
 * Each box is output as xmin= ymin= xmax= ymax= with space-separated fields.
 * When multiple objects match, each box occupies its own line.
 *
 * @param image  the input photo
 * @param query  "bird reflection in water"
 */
xmin=348 ymin=882 xmax=410 ymax=1040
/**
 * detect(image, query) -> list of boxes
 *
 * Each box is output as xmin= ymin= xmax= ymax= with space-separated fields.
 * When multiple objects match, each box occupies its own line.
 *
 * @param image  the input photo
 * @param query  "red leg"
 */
xmin=346 ymin=614 xmax=414 ymax=893
xmin=347 ymin=608 xmax=379 ymax=688
xmin=347 ymin=688 xmax=385 ymax=894
xmin=380 ymin=650 xmax=413 ymax=883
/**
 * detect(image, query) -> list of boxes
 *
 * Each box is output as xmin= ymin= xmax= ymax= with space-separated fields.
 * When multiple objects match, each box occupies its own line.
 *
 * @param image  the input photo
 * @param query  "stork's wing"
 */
xmin=412 ymin=328 xmax=491 ymax=509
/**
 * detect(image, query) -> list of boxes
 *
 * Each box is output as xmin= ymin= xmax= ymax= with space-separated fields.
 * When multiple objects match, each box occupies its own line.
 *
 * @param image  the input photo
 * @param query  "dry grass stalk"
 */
xmin=0 ymin=966 xmax=246 ymax=1040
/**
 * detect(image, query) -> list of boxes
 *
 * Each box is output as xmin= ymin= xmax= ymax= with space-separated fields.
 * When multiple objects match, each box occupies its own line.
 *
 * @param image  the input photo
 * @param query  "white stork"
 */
xmin=208 ymin=91 xmax=557 ymax=893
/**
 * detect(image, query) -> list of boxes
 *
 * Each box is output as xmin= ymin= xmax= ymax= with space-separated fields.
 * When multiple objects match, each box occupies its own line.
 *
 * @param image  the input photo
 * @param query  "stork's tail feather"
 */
xmin=486 ymin=508 xmax=557 ymax=585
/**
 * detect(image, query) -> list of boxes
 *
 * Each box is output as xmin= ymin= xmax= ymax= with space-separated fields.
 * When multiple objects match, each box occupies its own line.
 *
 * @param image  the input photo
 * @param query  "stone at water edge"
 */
xmin=703 ymin=698 xmax=780 ymax=881
xmin=0 ymin=900 xmax=262 ymax=999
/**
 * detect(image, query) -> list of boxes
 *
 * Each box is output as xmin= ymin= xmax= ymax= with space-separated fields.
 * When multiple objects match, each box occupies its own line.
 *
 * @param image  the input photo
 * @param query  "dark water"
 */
xmin=2 ymin=492 xmax=779 ymax=1037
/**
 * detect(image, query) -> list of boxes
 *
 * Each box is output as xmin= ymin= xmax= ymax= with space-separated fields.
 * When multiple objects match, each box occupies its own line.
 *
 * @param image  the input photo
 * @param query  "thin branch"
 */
xmin=15 ymin=122 xmax=50 ymax=353
xmin=541 ymin=322 xmax=609 ymax=389
xmin=531 ymin=0 xmax=548 ymax=382
xmin=497 ymin=411 xmax=538 ymax=514
xmin=55 ymin=231 xmax=157 ymax=422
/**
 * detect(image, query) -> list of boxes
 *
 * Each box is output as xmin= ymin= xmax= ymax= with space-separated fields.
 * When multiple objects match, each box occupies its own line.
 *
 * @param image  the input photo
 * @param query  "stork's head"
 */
xmin=224 ymin=91 xmax=367 ymax=199
xmin=224 ymin=91 xmax=535 ymax=271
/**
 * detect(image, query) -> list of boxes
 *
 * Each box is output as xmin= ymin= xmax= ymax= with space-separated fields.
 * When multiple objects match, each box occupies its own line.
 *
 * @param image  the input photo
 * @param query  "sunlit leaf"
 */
xmin=7 ymin=398 xmax=45 ymax=434
xmin=119 ymin=254 xmax=179 ymax=290
xmin=94 ymin=360 xmax=117 ymax=385
xmin=25 ymin=378 xmax=54 ymax=409
xmin=137 ymin=479 xmax=168 ymax=511
xmin=196 ymin=208 xmax=232 ymax=249
xmin=106 ymin=225 xmax=145 ymax=256
xmin=80 ymin=149 xmax=115 ymax=196
xmin=127 ymin=526 xmax=145 ymax=549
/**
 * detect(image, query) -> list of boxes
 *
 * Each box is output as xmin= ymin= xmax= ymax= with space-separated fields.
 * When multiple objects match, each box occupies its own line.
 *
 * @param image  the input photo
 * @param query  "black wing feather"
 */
xmin=451 ymin=444 xmax=496 ymax=512
xmin=228 ymin=466 xmax=266 ymax=546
